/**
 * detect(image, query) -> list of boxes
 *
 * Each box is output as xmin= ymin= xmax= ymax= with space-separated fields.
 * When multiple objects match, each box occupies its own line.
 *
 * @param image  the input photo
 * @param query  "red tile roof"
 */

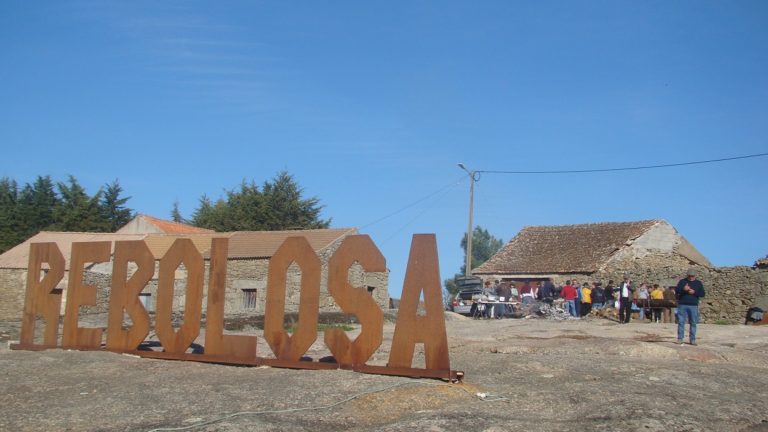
xmin=139 ymin=215 xmax=214 ymax=234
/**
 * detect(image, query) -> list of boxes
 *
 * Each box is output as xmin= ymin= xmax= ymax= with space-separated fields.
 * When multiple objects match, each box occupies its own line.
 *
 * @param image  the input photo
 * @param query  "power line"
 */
xmin=379 ymin=181 xmax=459 ymax=245
xmin=479 ymin=152 xmax=768 ymax=175
xmin=360 ymin=175 xmax=464 ymax=229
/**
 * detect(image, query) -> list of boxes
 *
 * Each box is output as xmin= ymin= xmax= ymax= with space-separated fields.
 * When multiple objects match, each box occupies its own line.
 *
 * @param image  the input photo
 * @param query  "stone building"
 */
xmin=0 ymin=216 xmax=390 ymax=321
xmin=473 ymin=220 xmax=768 ymax=323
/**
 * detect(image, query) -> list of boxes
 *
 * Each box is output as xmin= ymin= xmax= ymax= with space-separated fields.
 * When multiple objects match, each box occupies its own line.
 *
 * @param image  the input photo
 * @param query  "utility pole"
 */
xmin=457 ymin=163 xmax=478 ymax=277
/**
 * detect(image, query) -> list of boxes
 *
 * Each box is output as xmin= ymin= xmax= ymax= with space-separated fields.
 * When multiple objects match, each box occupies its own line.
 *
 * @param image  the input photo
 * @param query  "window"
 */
xmin=139 ymin=293 xmax=153 ymax=312
xmin=242 ymin=289 xmax=257 ymax=309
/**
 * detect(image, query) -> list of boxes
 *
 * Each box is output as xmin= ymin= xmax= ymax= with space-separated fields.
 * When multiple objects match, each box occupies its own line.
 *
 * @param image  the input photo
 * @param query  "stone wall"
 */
xmin=223 ymin=235 xmax=389 ymax=315
xmin=698 ymin=266 xmax=768 ymax=323
xmin=0 ymin=268 xmax=72 ymax=321
xmin=0 ymin=269 xmax=27 ymax=321
xmin=476 ymin=249 xmax=768 ymax=324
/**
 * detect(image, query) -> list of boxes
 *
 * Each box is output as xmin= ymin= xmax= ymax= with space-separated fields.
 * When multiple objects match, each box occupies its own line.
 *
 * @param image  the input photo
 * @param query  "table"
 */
xmin=471 ymin=300 xmax=520 ymax=319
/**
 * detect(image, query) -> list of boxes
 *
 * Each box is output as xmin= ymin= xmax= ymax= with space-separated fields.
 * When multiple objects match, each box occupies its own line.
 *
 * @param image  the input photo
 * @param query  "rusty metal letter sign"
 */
xmin=13 ymin=234 xmax=461 ymax=381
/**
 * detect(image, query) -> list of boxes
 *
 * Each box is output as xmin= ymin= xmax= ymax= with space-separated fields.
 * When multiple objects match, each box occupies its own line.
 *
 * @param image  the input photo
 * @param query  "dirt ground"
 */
xmin=1 ymin=313 xmax=768 ymax=432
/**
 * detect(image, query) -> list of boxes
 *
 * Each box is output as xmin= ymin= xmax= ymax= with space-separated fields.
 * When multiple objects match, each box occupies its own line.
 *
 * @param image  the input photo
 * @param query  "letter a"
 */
xmin=388 ymin=234 xmax=450 ymax=371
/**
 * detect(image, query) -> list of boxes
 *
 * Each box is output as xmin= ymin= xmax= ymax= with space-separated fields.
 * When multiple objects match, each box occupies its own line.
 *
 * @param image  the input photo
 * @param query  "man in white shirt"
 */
xmin=619 ymin=274 xmax=634 ymax=324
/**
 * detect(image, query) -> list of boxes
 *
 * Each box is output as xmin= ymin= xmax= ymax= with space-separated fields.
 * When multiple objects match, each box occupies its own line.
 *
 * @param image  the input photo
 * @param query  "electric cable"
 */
xmin=479 ymin=152 xmax=768 ymax=175
xmin=379 ymin=179 xmax=461 ymax=244
xmin=360 ymin=175 xmax=464 ymax=229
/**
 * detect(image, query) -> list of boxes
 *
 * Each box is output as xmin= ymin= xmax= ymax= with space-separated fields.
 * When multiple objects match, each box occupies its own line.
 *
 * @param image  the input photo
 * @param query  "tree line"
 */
xmin=0 ymin=176 xmax=133 ymax=253
xmin=0 ymin=171 xmax=330 ymax=254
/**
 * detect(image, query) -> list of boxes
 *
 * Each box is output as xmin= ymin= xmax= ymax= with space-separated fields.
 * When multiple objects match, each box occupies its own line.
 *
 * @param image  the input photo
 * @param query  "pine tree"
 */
xmin=190 ymin=195 xmax=231 ymax=232
xmin=101 ymin=179 xmax=133 ymax=232
xmin=225 ymin=180 xmax=265 ymax=231
xmin=170 ymin=200 xmax=184 ymax=223
xmin=52 ymin=176 xmax=106 ymax=232
xmin=19 ymin=176 xmax=59 ymax=238
xmin=260 ymin=171 xmax=330 ymax=230
xmin=0 ymin=178 xmax=23 ymax=253
xmin=190 ymin=172 xmax=330 ymax=231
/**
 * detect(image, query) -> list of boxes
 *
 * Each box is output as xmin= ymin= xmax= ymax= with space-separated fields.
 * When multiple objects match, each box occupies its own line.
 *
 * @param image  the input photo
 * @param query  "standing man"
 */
xmin=495 ymin=281 xmax=509 ymax=319
xmin=482 ymin=280 xmax=496 ymax=319
xmin=636 ymin=283 xmax=650 ymax=321
xmin=573 ymin=280 xmax=582 ymax=317
xmin=520 ymin=280 xmax=534 ymax=305
xmin=540 ymin=279 xmax=555 ymax=304
xmin=675 ymin=268 xmax=705 ymax=345
xmin=561 ymin=280 xmax=578 ymax=317
xmin=591 ymin=282 xmax=605 ymax=310
xmin=663 ymin=285 xmax=677 ymax=323
xmin=619 ymin=275 xmax=634 ymax=324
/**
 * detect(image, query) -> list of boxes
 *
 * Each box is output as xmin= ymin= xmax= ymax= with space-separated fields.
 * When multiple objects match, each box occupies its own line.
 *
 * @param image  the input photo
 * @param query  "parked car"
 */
xmin=451 ymin=288 xmax=482 ymax=315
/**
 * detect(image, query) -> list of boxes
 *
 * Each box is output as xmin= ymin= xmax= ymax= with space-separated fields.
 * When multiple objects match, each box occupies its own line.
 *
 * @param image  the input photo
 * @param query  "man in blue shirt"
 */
xmin=675 ymin=268 xmax=706 ymax=345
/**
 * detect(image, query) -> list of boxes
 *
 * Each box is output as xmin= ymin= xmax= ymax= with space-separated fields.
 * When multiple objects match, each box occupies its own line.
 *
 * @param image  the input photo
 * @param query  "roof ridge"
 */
xmin=522 ymin=219 xmax=662 ymax=230
xmin=33 ymin=231 xmax=147 ymax=236
xmin=231 ymin=227 xmax=356 ymax=235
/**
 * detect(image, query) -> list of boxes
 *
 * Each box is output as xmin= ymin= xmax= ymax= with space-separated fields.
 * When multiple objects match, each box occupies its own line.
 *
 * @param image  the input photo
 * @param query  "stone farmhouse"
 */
xmin=473 ymin=220 xmax=710 ymax=287
xmin=0 ymin=216 xmax=389 ymax=321
xmin=473 ymin=219 xmax=767 ymax=323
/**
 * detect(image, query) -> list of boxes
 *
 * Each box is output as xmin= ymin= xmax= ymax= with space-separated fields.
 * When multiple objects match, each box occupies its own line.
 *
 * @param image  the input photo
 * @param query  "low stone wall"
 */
xmin=700 ymin=266 xmax=768 ymax=323
xmin=0 ymin=269 xmax=27 ymax=321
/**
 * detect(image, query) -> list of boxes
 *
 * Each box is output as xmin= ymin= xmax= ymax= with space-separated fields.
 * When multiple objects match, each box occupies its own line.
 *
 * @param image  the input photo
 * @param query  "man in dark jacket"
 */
xmin=591 ymin=282 xmax=605 ymax=309
xmin=540 ymin=280 xmax=555 ymax=304
xmin=675 ymin=268 xmax=705 ymax=345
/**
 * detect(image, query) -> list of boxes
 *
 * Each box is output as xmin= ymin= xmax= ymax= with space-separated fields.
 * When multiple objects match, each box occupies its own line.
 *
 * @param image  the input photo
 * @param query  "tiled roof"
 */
xmin=137 ymin=215 xmax=214 ymax=234
xmin=0 ymin=232 xmax=146 ymax=270
xmin=222 ymin=228 xmax=358 ymax=259
xmin=0 ymin=228 xmax=359 ymax=269
xmin=143 ymin=233 xmax=229 ymax=258
xmin=473 ymin=220 xmax=661 ymax=274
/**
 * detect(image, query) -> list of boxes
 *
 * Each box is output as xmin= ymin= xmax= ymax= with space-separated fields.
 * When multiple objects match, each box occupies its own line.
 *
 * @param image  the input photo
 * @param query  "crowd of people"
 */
xmin=553 ymin=276 xmax=679 ymax=323
xmin=469 ymin=269 xmax=705 ymax=345
xmin=477 ymin=272 xmax=700 ymax=324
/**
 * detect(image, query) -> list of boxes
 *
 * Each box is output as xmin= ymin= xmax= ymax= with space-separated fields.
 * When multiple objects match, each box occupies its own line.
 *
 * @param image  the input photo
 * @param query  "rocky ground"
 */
xmin=1 ymin=312 xmax=767 ymax=431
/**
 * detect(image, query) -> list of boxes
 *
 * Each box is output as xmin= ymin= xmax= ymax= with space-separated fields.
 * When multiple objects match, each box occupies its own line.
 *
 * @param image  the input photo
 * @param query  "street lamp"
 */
xmin=457 ymin=163 xmax=479 ymax=277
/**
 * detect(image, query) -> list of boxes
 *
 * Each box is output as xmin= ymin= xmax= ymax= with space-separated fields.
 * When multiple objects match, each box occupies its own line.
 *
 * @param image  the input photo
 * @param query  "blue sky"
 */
xmin=1 ymin=1 xmax=766 ymax=298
